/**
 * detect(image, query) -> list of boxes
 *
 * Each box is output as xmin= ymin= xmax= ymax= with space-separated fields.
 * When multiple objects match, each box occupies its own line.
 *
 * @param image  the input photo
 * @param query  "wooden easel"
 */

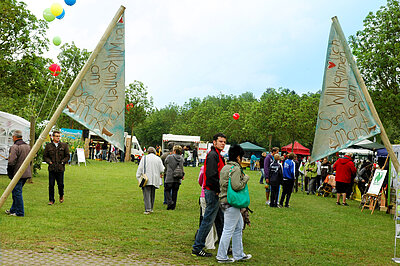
xmin=361 ymin=192 xmax=381 ymax=214
xmin=361 ymin=156 xmax=389 ymax=214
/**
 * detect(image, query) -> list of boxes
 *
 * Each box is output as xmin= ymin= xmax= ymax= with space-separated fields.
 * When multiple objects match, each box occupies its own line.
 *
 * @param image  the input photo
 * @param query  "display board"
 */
xmin=76 ymin=148 xmax=86 ymax=166
xmin=367 ymin=169 xmax=387 ymax=195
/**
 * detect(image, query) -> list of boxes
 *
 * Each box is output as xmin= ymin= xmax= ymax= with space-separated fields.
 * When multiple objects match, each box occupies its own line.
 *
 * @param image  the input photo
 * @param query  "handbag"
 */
xmin=227 ymin=166 xmax=250 ymax=208
xmin=138 ymin=156 xmax=148 ymax=187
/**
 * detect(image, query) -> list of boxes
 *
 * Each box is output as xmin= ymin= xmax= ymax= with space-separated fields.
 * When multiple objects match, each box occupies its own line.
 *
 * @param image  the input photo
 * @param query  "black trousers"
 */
xmin=165 ymin=182 xmax=180 ymax=210
xmin=270 ymin=185 xmax=280 ymax=207
xmin=49 ymin=171 xmax=64 ymax=202
xmin=280 ymin=179 xmax=294 ymax=207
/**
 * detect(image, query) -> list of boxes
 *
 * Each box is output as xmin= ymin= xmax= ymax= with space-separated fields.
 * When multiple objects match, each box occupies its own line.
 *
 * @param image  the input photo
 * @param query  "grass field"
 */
xmin=0 ymin=160 xmax=396 ymax=265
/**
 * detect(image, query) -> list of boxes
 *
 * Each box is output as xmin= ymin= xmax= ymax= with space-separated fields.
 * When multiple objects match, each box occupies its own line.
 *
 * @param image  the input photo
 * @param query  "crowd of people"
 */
xmin=133 ymin=133 xmax=252 ymax=263
xmin=5 ymin=129 xmax=385 ymax=263
xmin=257 ymin=149 xmax=384 ymax=208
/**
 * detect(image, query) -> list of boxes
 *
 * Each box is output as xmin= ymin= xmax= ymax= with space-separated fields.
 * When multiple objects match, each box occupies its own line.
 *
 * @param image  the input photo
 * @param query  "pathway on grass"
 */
xmin=0 ymin=249 xmax=171 ymax=265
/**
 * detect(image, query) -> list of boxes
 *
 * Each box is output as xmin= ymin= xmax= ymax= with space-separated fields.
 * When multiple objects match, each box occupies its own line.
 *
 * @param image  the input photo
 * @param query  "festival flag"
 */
xmin=63 ymin=14 xmax=125 ymax=150
xmin=310 ymin=21 xmax=381 ymax=162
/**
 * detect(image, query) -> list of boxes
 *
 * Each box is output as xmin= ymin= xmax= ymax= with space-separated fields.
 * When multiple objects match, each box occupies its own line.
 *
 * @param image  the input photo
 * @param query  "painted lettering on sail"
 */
xmin=311 ymin=23 xmax=380 ymax=162
xmin=63 ymin=15 xmax=125 ymax=150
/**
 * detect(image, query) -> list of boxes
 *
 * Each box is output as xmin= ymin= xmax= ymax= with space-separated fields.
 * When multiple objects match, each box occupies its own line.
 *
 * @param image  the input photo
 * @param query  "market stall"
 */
xmin=0 ymin=111 xmax=30 ymax=175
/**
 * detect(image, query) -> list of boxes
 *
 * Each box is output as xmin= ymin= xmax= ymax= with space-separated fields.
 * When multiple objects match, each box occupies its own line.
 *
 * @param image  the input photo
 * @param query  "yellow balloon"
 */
xmin=50 ymin=3 xmax=63 ymax=17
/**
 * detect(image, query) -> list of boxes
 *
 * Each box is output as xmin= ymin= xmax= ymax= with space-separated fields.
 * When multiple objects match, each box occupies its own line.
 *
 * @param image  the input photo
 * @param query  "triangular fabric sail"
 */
xmin=63 ymin=14 xmax=125 ymax=150
xmin=311 ymin=22 xmax=380 ymax=162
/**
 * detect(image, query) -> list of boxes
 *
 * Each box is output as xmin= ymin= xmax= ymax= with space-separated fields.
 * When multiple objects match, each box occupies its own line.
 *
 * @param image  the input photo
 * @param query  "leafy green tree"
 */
xmin=125 ymin=80 xmax=154 ymax=134
xmin=0 ymin=0 xmax=48 ymax=98
xmin=135 ymin=104 xmax=179 ymax=146
xmin=349 ymin=0 xmax=400 ymax=140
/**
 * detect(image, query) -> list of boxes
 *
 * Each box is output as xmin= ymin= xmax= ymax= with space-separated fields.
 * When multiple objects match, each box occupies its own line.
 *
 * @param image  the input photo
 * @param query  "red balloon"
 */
xmin=49 ymin=63 xmax=61 ymax=76
xmin=233 ymin=113 xmax=240 ymax=120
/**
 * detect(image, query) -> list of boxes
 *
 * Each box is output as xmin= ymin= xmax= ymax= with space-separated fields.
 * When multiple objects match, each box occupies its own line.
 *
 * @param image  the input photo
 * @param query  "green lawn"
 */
xmin=0 ymin=161 xmax=396 ymax=265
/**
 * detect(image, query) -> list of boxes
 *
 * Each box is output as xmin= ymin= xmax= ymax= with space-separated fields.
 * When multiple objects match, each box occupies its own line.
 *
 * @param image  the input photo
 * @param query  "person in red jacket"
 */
xmin=333 ymin=153 xmax=357 ymax=206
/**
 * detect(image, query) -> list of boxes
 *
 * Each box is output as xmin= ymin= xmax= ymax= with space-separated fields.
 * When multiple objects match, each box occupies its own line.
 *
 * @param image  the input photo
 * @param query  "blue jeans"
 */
xmin=10 ymin=178 xmax=27 ymax=216
xmin=216 ymin=206 xmax=246 ymax=260
xmin=192 ymin=189 xmax=224 ymax=251
xmin=259 ymin=169 xmax=265 ymax=183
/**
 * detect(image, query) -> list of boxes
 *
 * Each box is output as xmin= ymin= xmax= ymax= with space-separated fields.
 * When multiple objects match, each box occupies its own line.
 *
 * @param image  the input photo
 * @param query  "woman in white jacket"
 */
xmin=136 ymin=147 xmax=164 ymax=214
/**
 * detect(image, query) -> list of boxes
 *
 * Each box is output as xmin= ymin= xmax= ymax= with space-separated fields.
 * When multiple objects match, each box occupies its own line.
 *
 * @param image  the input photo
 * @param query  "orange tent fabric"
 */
xmin=281 ymin=141 xmax=310 ymax=155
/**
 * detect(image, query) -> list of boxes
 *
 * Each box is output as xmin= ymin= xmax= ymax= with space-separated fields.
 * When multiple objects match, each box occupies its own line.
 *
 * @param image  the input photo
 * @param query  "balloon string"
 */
xmin=36 ymin=78 xmax=54 ymax=121
xmin=222 ymin=120 xmax=235 ymax=133
xmin=46 ymin=50 xmax=79 ymax=121
xmin=47 ymin=82 xmax=62 ymax=121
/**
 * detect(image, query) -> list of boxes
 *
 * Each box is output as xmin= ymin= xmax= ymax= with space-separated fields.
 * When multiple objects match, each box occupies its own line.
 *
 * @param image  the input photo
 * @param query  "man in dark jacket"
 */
xmin=43 ymin=130 xmax=70 ymax=205
xmin=268 ymin=154 xmax=283 ymax=207
xmin=192 ymin=132 xmax=226 ymax=257
xmin=192 ymin=145 xmax=198 ymax=167
xmin=5 ymin=130 xmax=31 ymax=217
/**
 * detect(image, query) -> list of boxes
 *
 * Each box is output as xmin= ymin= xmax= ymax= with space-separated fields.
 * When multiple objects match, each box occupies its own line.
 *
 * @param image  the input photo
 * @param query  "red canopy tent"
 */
xmin=281 ymin=141 xmax=310 ymax=155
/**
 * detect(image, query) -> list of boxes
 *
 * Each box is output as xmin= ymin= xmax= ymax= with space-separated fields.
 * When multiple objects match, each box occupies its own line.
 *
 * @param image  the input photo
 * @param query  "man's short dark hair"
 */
xmin=53 ymin=130 xmax=61 ymax=136
xmin=287 ymin=153 xmax=295 ymax=160
xmin=228 ymin=144 xmax=244 ymax=162
xmin=271 ymin=147 xmax=279 ymax=153
xmin=213 ymin=133 xmax=226 ymax=141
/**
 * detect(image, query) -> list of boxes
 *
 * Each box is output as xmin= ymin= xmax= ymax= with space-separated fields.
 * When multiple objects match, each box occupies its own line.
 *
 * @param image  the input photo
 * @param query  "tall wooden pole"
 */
xmin=331 ymin=16 xmax=400 ymax=175
xmin=0 ymin=6 xmax=126 ymax=209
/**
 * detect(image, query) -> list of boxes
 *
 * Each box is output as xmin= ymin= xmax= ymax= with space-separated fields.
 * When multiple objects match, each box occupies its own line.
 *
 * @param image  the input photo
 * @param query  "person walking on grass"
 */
xmin=164 ymin=145 xmax=185 ymax=210
xmin=192 ymin=133 xmax=226 ymax=257
xmin=280 ymin=152 xmax=296 ymax=208
xmin=161 ymin=142 xmax=174 ymax=205
xmin=43 ymin=130 xmax=70 ymax=205
xmin=267 ymin=154 xmax=283 ymax=208
xmin=216 ymin=144 xmax=252 ymax=263
xmin=305 ymin=160 xmax=318 ymax=195
xmin=263 ymin=147 xmax=279 ymax=205
xmin=5 ymin=130 xmax=31 ymax=217
xmin=333 ymin=153 xmax=356 ymax=206
xmin=136 ymin=147 xmax=164 ymax=214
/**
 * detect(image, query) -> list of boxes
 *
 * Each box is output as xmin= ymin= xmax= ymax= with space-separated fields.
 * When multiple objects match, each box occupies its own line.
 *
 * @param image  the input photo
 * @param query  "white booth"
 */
xmin=0 ymin=111 xmax=30 ymax=175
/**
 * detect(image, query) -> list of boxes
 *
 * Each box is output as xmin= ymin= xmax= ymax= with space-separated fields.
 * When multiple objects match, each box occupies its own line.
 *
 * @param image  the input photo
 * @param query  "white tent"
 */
xmin=339 ymin=148 xmax=373 ymax=156
xmin=0 ymin=111 xmax=30 ymax=175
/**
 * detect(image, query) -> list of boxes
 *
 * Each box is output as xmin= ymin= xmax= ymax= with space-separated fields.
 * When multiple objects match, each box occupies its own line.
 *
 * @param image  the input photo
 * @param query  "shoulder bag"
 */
xmin=227 ymin=165 xmax=250 ymax=208
xmin=138 ymin=156 xmax=148 ymax=187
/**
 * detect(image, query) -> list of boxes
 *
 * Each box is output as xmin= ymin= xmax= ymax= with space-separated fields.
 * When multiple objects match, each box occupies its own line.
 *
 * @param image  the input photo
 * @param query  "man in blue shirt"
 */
xmin=280 ymin=153 xmax=296 ymax=207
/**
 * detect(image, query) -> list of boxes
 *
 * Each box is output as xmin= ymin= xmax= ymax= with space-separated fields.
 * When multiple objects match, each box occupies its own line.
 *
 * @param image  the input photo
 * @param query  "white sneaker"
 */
xmin=144 ymin=211 xmax=150 ymax=215
xmin=217 ymin=258 xmax=235 ymax=263
xmin=237 ymin=254 xmax=252 ymax=261
xmin=265 ymin=201 xmax=270 ymax=206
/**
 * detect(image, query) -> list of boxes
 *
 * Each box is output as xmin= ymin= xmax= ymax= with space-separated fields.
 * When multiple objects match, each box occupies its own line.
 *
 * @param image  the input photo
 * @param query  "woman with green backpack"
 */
xmin=216 ymin=144 xmax=252 ymax=263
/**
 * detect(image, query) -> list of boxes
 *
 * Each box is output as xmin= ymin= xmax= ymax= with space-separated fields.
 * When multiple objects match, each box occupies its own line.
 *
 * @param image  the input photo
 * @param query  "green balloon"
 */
xmin=43 ymin=8 xmax=55 ymax=22
xmin=53 ymin=36 xmax=61 ymax=46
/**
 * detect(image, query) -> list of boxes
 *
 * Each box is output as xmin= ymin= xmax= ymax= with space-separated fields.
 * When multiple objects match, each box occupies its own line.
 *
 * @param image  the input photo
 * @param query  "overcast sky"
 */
xmin=22 ymin=0 xmax=386 ymax=108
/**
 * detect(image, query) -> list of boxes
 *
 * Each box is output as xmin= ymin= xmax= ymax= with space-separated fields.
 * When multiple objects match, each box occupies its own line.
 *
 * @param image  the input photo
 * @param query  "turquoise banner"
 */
xmin=311 ymin=22 xmax=380 ymax=162
xmin=63 ymin=14 xmax=125 ymax=150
